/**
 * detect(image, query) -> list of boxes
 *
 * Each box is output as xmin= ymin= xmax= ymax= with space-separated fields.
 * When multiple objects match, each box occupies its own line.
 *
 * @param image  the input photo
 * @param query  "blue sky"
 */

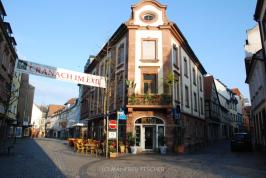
xmin=2 ymin=0 xmax=257 ymax=105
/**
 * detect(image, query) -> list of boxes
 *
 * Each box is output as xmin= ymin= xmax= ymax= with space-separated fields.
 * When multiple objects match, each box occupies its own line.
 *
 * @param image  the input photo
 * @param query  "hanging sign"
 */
xmin=15 ymin=59 xmax=106 ymax=88
xmin=118 ymin=111 xmax=127 ymax=120
xmin=172 ymin=105 xmax=181 ymax=120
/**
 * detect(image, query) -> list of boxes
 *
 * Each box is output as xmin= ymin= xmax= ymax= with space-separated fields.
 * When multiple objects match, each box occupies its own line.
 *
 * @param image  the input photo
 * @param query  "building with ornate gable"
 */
xmin=80 ymin=0 xmax=207 ymax=152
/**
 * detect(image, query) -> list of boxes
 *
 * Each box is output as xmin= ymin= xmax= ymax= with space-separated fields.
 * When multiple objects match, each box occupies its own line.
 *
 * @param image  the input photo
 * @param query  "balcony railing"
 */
xmin=128 ymin=94 xmax=172 ymax=105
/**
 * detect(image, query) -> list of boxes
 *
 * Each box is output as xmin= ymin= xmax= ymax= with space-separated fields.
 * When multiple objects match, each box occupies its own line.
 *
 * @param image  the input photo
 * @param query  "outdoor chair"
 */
xmin=76 ymin=142 xmax=85 ymax=154
xmin=68 ymin=138 xmax=75 ymax=147
xmin=77 ymin=139 xmax=83 ymax=143
xmin=85 ymin=143 xmax=98 ymax=156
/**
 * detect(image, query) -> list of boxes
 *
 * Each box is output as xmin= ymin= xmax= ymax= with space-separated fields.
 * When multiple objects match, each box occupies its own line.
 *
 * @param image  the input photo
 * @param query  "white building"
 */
xmin=45 ymin=99 xmax=81 ymax=139
xmin=67 ymin=86 xmax=85 ymax=138
xmin=31 ymin=103 xmax=45 ymax=137
xmin=45 ymin=105 xmax=65 ymax=138
xmin=245 ymin=3 xmax=266 ymax=150
xmin=231 ymin=88 xmax=247 ymax=132
xmin=215 ymin=79 xmax=238 ymax=137
xmin=244 ymin=25 xmax=262 ymax=57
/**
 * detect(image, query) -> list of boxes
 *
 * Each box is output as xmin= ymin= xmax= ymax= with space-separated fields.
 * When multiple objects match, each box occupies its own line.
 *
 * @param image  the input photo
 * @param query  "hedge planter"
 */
xmin=120 ymin=145 xmax=125 ymax=153
xmin=176 ymin=145 xmax=185 ymax=154
xmin=159 ymin=146 xmax=167 ymax=155
xmin=130 ymin=146 xmax=137 ymax=154
xmin=109 ymin=152 xmax=117 ymax=158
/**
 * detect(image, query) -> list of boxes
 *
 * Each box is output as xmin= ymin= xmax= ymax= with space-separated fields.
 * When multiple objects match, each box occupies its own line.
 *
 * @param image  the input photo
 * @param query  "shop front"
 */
xmin=126 ymin=107 xmax=175 ymax=153
xmin=134 ymin=117 xmax=165 ymax=152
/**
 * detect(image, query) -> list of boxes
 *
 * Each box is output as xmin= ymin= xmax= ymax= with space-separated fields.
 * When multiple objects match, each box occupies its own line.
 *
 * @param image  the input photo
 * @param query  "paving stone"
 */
xmin=0 ymin=138 xmax=265 ymax=178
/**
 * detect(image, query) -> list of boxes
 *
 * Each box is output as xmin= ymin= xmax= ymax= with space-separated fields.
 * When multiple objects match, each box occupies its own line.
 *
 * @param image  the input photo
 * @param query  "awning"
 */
xmin=72 ymin=123 xmax=85 ymax=127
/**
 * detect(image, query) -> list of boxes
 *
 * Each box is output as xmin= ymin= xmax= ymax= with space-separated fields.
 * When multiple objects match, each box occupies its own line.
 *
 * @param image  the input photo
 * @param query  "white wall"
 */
xmin=67 ymin=104 xmax=80 ymax=128
xmin=31 ymin=104 xmax=43 ymax=129
xmin=135 ymin=30 xmax=163 ymax=94
xmin=134 ymin=5 xmax=164 ymax=27
xmin=257 ymin=1 xmax=266 ymax=57
xmin=244 ymin=24 xmax=262 ymax=57
xmin=249 ymin=59 xmax=266 ymax=110
xmin=171 ymin=38 xmax=181 ymax=105
xmin=179 ymin=48 xmax=205 ymax=118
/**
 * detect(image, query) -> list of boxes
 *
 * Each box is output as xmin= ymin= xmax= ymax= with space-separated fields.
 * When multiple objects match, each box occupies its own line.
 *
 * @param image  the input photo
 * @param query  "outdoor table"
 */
xmin=84 ymin=143 xmax=97 ymax=156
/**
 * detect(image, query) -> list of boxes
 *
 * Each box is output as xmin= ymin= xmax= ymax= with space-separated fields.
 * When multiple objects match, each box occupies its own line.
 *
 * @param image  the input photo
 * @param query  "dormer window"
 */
xmin=140 ymin=11 xmax=157 ymax=23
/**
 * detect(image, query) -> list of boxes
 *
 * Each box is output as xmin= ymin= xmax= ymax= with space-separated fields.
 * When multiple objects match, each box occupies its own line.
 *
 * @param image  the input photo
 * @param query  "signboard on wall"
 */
xmin=15 ymin=59 xmax=106 ymax=88
xmin=172 ymin=105 xmax=181 ymax=120
xmin=108 ymin=131 xmax=117 ymax=139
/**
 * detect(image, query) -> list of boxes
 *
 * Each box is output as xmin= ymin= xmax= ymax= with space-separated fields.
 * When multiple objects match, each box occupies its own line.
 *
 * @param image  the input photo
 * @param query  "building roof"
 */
xmin=65 ymin=98 xmax=77 ymax=105
xmin=204 ymin=75 xmax=221 ymax=107
xmin=3 ymin=22 xmax=12 ymax=34
xmin=85 ymin=23 xmax=128 ymax=73
xmin=0 ymin=1 xmax=7 ymax=17
xmin=245 ymin=49 xmax=264 ymax=83
xmin=231 ymin=88 xmax=241 ymax=96
xmin=0 ymin=8 xmax=17 ymax=59
xmin=47 ymin=105 xmax=65 ymax=117
xmin=10 ymin=36 xmax=16 ymax=46
xmin=254 ymin=0 xmax=263 ymax=20
xmin=171 ymin=22 xmax=207 ymax=74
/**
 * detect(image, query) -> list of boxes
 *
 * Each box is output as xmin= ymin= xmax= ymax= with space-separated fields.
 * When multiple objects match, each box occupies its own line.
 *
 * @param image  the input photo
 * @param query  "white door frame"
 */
xmin=135 ymin=123 xmax=165 ymax=151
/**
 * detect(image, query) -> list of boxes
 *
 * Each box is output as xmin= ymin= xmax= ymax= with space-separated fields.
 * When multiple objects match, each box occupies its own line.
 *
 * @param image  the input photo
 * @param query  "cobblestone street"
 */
xmin=0 ymin=138 xmax=265 ymax=178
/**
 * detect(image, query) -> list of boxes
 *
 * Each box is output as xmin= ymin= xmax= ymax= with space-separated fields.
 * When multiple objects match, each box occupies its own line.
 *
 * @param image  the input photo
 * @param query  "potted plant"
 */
xmin=108 ymin=141 xmax=117 ymax=158
xmin=126 ymin=80 xmax=137 ymax=105
xmin=177 ymin=144 xmax=185 ymax=153
xmin=109 ymin=145 xmax=117 ymax=158
xmin=127 ymin=132 xmax=137 ymax=154
xmin=144 ymin=93 xmax=152 ymax=104
xmin=128 ymin=94 xmax=137 ymax=105
xmin=175 ymin=126 xmax=185 ymax=154
xmin=119 ymin=141 xmax=125 ymax=153
xmin=159 ymin=136 xmax=167 ymax=154
xmin=164 ymin=71 xmax=174 ymax=95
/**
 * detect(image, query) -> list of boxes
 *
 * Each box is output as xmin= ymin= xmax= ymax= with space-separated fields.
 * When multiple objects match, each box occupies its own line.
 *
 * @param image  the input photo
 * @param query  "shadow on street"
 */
xmin=0 ymin=138 xmax=66 ymax=178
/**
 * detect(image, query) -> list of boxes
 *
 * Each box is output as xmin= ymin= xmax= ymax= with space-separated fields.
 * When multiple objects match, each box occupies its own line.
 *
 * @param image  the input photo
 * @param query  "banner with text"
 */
xmin=15 ymin=59 xmax=106 ymax=88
